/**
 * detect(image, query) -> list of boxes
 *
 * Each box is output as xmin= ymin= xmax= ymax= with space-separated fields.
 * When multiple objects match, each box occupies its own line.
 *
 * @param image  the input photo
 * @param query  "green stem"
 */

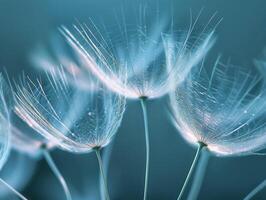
xmin=0 ymin=178 xmax=28 ymax=200
xmin=243 ymin=180 xmax=266 ymax=200
xmin=140 ymin=97 xmax=150 ymax=200
xmin=95 ymin=148 xmax=110 ymax=200
xmin=177 ymin=142 xmax=205 ymax=200
xmin=43 ymin=149 xmax=72 ymax=200
xmin=187 ymin=150 xmax=209 ymax=200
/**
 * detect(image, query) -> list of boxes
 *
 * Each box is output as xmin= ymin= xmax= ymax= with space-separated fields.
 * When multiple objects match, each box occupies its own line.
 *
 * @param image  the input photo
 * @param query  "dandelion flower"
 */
xmin=170 ymin=58 xmax=266 ymax=200
xmin=14 ymin=70 xmax=126 ymax=200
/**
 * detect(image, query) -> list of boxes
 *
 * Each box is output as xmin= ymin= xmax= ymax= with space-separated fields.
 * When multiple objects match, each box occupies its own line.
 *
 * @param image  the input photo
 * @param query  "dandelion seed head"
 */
xmin=59 ymin=12 xmax=216 ymax=100
xmin=14 ymin=70 xmax=126 ymax=153
xmin=170 ymin=58 xmax=266 ymax=156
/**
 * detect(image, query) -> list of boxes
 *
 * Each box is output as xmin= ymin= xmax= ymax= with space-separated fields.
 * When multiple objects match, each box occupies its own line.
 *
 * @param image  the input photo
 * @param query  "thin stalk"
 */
xmin=177 ymin=142 xmax=206 ymax=200
xmin=42 ymin=149 xmax=72 ymax=200
xmin=95 ymin=148 xmax=110 ymax=200
xmin=100 ymin=142 xmax=114 ymax=200
xmin=243 ymin=180 xmax=266 ymax=200
xmin=187 ymin=150 xmax=209 ymax=200
xmin=0 ymin=178 xmax=28 ymax=200
xmin=140 ymin=97 xmax=150 ymax=200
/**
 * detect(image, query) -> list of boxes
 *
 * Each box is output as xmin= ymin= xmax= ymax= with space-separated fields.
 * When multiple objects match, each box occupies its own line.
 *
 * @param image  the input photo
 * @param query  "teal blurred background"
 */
xmin=0 ymin=0 xmax=266 ymax=199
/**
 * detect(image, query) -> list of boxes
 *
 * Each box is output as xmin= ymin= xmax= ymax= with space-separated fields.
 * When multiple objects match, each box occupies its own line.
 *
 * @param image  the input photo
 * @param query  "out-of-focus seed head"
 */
xmin=0 ymin=74 xmax=10 ymax=169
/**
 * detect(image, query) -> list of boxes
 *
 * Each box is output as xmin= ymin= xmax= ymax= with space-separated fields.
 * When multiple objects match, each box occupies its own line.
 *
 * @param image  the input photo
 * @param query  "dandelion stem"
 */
xmin=187 ymin=150 xmax=209 ymax=200
xmin=43 ymin=149 xmax=72 ymax=200
xmin=140 ymin=97 xmax=150 ymax=200
xmin=243 ymin=179 xmax=266 ymax=200
xmin=95 ymin=147 xmax=110 ymax=200
xmin=0 ymin=178 xmax=28 ymax=200
xmin=177 ymin=142 xmax=206 ymax=200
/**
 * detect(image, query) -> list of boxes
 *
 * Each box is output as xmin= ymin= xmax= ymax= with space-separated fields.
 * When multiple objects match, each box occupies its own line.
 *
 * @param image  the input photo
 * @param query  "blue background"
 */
xmin=0 ymin=0 xmax=266 ymax=199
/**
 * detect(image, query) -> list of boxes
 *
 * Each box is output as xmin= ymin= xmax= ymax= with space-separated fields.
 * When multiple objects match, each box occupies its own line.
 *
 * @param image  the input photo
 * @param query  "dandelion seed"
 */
xmin=14 ymin=70 xmax=126 ymax=200
xmin=60 ymin=20 xmax=215 ymax=100
xmin=53 ymin=10 xmax=217 ymax=200
xmin=3 ymin=72 xmax=55 ymax=158
xmin=2 ymin=72 xmax=76 ymax=200
xmin=169 ymin=57 xmax=266 ymax=200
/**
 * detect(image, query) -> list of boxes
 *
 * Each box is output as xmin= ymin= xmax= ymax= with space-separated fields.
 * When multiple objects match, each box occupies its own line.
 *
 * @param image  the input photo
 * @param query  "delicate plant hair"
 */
xmin=30 ymin=33 xmax=97 ymax=92
xmin=3 ymin=71 xmax=55 ymax=158
xmin=14 ymin=69 xmax=126 ymax=153
xmin=58 ymin=11 xmax=217 ymax=99
xmin=170 ymin=57 xmax=266 ymax=156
